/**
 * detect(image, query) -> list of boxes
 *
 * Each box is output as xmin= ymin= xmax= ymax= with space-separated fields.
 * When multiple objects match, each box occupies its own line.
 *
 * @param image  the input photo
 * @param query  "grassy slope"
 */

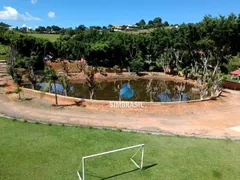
xmin=0 ymin=117 xmax=239 ymax=180
xmin=0 ymin=44 xmax=7 ymax=60
xmin=27 ymin=33 xmax=60 ymax=42
xmin=124 ymin=28 xmax=155 ymax=34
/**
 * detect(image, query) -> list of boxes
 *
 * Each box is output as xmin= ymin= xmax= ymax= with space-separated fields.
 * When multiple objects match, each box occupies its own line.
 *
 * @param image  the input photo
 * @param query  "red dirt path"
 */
xmin=0 ymin=81 xmax=240 ymax=138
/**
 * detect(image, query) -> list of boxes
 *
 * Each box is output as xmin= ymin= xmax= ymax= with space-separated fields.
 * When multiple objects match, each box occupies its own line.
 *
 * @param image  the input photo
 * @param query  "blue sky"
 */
xmin=0 ymin=0 xmax=239 ymax=28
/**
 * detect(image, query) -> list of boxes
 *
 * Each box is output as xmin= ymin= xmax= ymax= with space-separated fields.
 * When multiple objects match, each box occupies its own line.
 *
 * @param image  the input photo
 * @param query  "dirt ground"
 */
xmin=0 ymin=79 xmax=240 ymax=139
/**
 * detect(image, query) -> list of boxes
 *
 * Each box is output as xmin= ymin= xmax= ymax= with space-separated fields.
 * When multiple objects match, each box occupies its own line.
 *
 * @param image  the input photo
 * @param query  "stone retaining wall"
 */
xmin=21 ymin=87 xmax=215 ymax=108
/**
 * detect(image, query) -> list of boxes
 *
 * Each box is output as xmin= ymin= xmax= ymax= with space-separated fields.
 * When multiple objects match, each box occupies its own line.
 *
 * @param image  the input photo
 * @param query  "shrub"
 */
xmin=227 ymin=55 xmax=240 ymax=72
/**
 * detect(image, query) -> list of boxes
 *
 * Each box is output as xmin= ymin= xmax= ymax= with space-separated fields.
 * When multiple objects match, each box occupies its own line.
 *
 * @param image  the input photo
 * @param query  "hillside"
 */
xmin=27 ymin=33 xmax=60 ymax=42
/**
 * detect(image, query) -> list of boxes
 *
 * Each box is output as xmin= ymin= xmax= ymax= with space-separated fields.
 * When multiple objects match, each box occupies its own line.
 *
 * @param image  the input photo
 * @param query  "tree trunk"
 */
xmin=212 ymin=60 xmax=220 ymax=80
xmin=18 ymin=92 xmax=21 ymax=100
xmin=31 ymin=83 xmax=36 ymax=90
xmin=49 ymin=83 xmax=51 ymax=93
xmin=89 ymin=90 xmax=94 ymax=100
xmin=64 ymin=89 xmax=68 ymax=96
xmin=53 ymin=82 xmax=58 ymax=105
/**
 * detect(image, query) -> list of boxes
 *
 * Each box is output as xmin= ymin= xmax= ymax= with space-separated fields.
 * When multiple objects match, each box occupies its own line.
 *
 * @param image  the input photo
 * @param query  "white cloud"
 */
xmin=0 ymin=6 xmax=41 ymax=21
xmin=48 ymin=11 xmax=55 ymax=18
xmin=22 ymin=24 xmax=26 ymax=27
xmin=31 ymin=0 xmax=38 ymax=4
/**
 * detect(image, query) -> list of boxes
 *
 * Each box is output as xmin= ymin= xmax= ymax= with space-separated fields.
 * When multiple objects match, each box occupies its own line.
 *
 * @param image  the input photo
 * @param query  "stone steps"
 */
xmin=0 ymin=79 xmax=7 ymax=86
xmin=0 ymin=61 xmax=10 ymax=85
xmin=0 ymin=64 xmax=7 ymax=68
xmin=0 ymin=73 xmax=8 ymax=76
xmin=0 ymin=60 xmax=7 ymax=63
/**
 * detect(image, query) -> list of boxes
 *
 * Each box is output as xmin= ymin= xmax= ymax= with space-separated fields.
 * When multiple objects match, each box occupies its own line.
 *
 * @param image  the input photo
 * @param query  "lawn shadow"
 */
xmin=101 ymin=163 xmax=158 ymax=180
xmin=100 ymin=168 xmax=139 ymax=180
xmin=212 ymin=170 xmax=222 ymax=178
xmin=142 ymin=163 xmax=158 ymax=170
xmin=78 ymin=171 xmax=104 ymax=179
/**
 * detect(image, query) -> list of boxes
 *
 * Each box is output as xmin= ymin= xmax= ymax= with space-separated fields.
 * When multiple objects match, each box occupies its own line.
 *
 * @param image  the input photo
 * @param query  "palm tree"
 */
xmin=26 ymin=56 xmax=37 ymax=90
xmin=43 ymin=67 xmax=59 ymax=105
xmin=16 ymin=85 xmax=22 ymax=100
xmin=59 ymin=75 xmax=71 ymax=96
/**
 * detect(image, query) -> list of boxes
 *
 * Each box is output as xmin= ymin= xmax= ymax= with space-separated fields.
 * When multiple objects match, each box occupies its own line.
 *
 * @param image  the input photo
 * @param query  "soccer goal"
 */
xmin=77 ymin=144 xmax=145 ymax=180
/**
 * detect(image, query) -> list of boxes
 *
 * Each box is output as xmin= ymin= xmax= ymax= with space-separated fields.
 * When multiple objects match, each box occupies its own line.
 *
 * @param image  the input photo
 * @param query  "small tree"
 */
xmin=61 ymin=60 xmax=71 ymax=76
xmin=26 ymin=56 xmax=37 ymax=90
xmin=174 ymin=83 xmax=186 ymax=101
xmin=129 ymin=52 xmax=144 ymax=73
xmin=86 ymin=68 xmax=96 ymax=99
xmin=6 ymin=43 xmax=18 ymax=80
xmin=59 ymin=75 xmax=71 ymax=96
xmin=15 ymin=85 xmax=22 ymax=100
xmin=77 ymin=57 xmax=88 ymax=74
xmin=43 ymin=67 xmax=59 ymax=105
xmin=156 ymin=52 xmax=172 ymax=73
xmin=146 ymin=79 xmax=154 ymax=102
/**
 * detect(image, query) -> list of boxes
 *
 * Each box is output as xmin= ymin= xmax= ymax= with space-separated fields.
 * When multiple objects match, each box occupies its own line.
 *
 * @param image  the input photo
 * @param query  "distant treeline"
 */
xmin=0 ymin=14 xmax=240 ymax=74
xmin=0 ymin=17 xmax=172 ymax=34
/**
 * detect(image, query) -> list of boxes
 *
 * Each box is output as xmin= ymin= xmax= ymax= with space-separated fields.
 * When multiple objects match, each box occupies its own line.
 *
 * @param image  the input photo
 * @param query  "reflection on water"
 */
xmin=27 ymin=79 xmax=200 ymax=102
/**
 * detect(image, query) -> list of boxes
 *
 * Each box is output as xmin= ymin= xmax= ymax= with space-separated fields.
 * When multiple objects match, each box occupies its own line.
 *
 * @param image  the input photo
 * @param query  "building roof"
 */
xmin=231 ymin=68 xmax=240 ymax=75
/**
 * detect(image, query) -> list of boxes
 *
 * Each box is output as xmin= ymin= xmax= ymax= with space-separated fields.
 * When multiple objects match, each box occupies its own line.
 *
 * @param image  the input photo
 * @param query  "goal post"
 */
xmin=77 ymin=144 xmax=145 ymax=180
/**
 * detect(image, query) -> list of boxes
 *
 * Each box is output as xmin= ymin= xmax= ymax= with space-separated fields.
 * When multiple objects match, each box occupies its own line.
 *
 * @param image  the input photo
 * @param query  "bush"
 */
xmin=227 ymin=55 xmax=240 ymax=72
xmin=130 ymin=58 xmax=144 ymax=72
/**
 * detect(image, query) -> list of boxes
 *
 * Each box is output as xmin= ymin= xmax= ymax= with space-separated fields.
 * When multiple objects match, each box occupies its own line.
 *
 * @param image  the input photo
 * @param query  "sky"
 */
xmin=0 ymin=0 xmax=239 ymax=29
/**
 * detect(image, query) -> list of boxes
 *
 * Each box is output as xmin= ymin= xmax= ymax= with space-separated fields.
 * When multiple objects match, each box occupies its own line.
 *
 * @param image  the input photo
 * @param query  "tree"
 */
xmin=51 ymin=25 xmax=61 ymax=32
xmin=148 ymin=20 xmax=154 ymax=28
xmin=59 ymin=75 xmax=71 ymax=96
xmin=43 ymin=67 xmax=59 ymax=105
xmin=227 ymin=54 xmax=240 ymax=72
xmin=75 ymin=25 xmax=87 ymax=32
xmin=35 ymin=26 xmax=46 ymax=33
xmin=86 ymin=68 xmax=96 ymax=99
xmin=136 ymin=19 xmax=146 ymax=28
xmin=108 ymin=24 xmax=113 ymax=30
xmin=0 ymin=22 xmax=10 ymax=28
xmin=25 ymin=56 xmax=37 ymax=89
xmin=6 ymin=42 xmax=18 ymax=81
xmin=153 ymin=17 xmax=162 ymax=27
xmin=65 ymin=28 xmax=75 ymax=36
xmin=130 ymin=51 xmax=145 ymax=72
xmin=163 ymin=21 xmax=169 ymax=27
xmin=46 ymin=26 xmax=52 ymax=33
xmin=61 ymin=61 xmax=71 ymax=75
xmin=156 ymin=48 xmax=175 ymax=73
xmin=77 ymin=57 xmax=88 ymax=74
xmin=20 ymin=27 xmax=28 ymax=33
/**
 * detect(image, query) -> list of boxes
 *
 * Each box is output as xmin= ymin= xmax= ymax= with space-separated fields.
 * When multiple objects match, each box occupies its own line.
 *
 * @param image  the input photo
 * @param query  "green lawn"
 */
xmin=27 ymin=33 xmax=60 ymax=42
xmin=0 ymin=117 xmax=239 ymax=180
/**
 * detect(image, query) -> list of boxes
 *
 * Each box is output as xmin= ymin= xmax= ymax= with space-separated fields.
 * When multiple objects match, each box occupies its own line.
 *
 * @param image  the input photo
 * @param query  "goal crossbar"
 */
xmin=77 ymin=144 xmax=144 ymax=180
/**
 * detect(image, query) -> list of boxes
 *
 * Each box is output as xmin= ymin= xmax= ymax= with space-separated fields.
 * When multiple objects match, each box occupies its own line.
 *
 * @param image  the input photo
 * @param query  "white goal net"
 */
xmin=77 ymin=144 xmax=145 ymax=180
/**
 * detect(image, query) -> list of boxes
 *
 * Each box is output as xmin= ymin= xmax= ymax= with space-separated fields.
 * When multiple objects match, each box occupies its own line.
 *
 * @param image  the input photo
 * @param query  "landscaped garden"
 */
xmin=0 ymin=117 xmax=240 ymax=180
xmin=2 ymin=14 xmax=240 ymax=105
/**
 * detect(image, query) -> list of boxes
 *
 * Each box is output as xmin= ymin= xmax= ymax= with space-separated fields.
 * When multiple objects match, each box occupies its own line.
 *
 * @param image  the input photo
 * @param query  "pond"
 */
xmin=28 ymin=79 xmax=201 ymax=102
